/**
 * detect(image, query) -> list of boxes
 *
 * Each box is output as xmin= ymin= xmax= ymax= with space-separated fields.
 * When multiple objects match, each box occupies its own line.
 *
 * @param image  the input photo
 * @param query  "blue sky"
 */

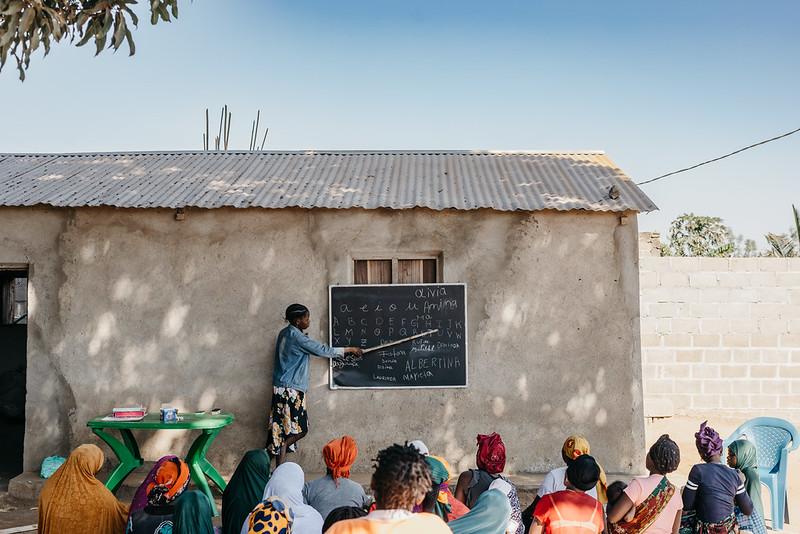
xmin=1 ymin=1 xmax=798 ymax=246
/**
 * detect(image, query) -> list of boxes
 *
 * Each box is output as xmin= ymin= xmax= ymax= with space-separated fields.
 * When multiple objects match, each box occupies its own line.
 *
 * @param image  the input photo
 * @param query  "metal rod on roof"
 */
xmin=259 ymin=127 xmax=269 ymax=151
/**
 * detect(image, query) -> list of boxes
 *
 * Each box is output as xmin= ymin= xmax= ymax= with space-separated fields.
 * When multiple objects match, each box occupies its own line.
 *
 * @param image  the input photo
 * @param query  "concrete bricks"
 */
xmin=639 ymin=252 xmax=800 ymax=413
xmin=750 ymin=365 xmax=778 ymax=378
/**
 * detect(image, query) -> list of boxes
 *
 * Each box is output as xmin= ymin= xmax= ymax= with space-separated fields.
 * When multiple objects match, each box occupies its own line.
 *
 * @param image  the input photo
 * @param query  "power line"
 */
xmin=637 ymin=126 xmax=800 ymax=186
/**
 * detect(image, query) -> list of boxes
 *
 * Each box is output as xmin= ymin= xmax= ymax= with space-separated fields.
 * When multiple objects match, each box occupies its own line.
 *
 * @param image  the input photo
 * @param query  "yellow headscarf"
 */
xmin=563 ymin=435 xmax=608 ymax=503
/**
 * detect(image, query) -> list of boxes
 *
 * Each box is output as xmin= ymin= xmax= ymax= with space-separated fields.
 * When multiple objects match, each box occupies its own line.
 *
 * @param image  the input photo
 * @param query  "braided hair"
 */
xmin=648 ymin=434 xmax=680 ymax=475
xmin=285 ymin=304 xmax=309 ymax=324
xmin=371 ymin=443 xmax=431 ymax=511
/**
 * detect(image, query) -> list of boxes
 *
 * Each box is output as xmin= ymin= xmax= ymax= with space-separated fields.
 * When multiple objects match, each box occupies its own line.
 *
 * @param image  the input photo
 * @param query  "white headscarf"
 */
xmin=240 ymin=462 xmax=323 ymax=534
xmin=408 ymin=440 xmax=429 ymax=456
xmin=263 ymin=462 xmax=323 ymax=534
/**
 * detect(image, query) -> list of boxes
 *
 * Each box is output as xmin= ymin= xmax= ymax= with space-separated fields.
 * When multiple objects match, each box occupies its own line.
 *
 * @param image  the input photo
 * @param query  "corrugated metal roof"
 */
xmin=0 ymin=151 xmax=657 ymax=213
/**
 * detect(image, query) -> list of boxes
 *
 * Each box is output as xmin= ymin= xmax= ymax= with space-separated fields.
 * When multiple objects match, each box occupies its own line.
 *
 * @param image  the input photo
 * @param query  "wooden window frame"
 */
xmin=352 ymin=252 xmax=442 ymax=285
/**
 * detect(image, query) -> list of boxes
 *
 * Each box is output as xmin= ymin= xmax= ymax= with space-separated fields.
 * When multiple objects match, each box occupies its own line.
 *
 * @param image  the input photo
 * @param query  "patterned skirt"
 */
xmin=680 ymin=511 xmax=739 ymax=534
xmin=266 ymin=386 xmax=308 ymax=457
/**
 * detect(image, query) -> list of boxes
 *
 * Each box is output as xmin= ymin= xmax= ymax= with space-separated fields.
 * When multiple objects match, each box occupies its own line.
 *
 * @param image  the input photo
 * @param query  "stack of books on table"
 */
xmin=112 ymin=405 xmax=147 ymax=418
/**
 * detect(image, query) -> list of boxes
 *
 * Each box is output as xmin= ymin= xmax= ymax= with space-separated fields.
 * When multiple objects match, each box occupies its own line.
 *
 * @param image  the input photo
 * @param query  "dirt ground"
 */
xmin=1 ymin=413 xmax=798 ymax=532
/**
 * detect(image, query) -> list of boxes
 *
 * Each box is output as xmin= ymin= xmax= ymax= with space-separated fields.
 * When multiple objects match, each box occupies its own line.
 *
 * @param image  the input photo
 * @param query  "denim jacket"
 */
xmin=271 ymin=325 xmax=343 ymax=392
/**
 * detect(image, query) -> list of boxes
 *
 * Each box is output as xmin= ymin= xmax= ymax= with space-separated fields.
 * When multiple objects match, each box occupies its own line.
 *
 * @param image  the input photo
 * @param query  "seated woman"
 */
xmin=244 ymin=496 xmax=294 ymax=534
xmin=529 ymin=455 xmax=605 ymax=534
xmin=454 ymin=432 xmax=524 ymax=534
xmin=412 ymin=450 xmax=468 ymax=521
xmin=303 ymin=436 xmax=368 ymax=521
xmin=449 ymin=488 xmax=512 ymax=534
xmin=173 ymin=491 xmax=215 ymax=534
xmin=523 ymin=434 xmax=608 ymax=531
xmin=419 ymin=456 xmax=452 ymax=522
xmin=38 ymin=444 xmax=130 ymax=534
xmin=129 ymin=456 xmax=179 ymax=522
xmin=242 ymin=462 xmax=323 ymax=534
xmin=681 ymin=421 xmax=753 ymax=534
xmin=128 ymin=457 xmax=191 ymax=534
xmin=726 ymin=440 xmax=767 ymax=534
xmin=222 ymin=450 xmax=272 ymax=534
xmin=325 ymin=443 xmax=451 ymax=533
xmin=607 ymin=434 xmax=683 ymax=534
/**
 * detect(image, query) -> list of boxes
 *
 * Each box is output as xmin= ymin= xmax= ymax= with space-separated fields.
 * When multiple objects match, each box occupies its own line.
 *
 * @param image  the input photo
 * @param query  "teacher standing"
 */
xmin=267 ymin=303 xmax=363 ymax=466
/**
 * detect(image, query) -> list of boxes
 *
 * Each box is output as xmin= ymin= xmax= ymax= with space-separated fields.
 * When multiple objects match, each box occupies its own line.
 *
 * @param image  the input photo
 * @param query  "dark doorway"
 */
xmin=0 ymin=268 xmax=27 ymax=482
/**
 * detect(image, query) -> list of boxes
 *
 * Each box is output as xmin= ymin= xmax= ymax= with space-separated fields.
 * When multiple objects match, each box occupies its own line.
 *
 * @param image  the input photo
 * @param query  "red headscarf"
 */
xmin=476 ymin=433 xmax=506 ymax=474
xmin=323 ymin=436 xmax=358 ymax=485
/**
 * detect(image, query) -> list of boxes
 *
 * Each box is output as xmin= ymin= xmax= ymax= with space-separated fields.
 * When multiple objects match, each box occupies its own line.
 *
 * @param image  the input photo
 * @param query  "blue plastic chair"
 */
xmin=722 ymin=417 xmax=799 ymax=531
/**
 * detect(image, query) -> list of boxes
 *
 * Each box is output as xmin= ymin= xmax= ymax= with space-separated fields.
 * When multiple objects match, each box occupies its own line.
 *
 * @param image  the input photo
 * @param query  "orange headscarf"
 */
xmin=323 ymin=436 xmax=358 ymax=486
xmin=38 ymin=444 xmax=129 ymax=534
xmin=145 ymin=457 xmax=191 ymax=506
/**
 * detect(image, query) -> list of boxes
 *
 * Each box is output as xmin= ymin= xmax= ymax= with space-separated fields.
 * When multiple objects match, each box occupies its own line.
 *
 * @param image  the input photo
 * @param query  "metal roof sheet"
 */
xmin=0 ymin=151 xmax=657 ymax=213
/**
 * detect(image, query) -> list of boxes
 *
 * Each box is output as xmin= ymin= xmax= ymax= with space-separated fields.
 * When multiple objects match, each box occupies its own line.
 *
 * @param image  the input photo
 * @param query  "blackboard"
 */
xmin=328 ymin=284 xmax=468 ymax=389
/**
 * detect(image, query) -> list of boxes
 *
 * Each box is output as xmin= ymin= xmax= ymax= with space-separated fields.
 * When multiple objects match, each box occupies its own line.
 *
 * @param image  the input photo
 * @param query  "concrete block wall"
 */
xmin=639 ymin=254 xmax=800 ymax=414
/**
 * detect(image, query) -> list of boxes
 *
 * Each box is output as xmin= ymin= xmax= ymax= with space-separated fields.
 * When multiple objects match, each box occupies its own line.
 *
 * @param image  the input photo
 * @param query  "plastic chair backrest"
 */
xmin=724 ymin=417 xmax=800 ymax=473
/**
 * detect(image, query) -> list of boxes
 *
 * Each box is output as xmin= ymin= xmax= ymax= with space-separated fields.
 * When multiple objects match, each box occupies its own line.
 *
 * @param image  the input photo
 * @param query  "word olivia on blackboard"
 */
xmin=329 ymin=283 xmax=468 ymax=389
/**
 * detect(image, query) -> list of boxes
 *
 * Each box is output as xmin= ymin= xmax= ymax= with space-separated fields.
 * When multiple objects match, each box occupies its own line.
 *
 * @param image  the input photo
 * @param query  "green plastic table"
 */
xmin=87 ymin=411 xmax=234 ymax=516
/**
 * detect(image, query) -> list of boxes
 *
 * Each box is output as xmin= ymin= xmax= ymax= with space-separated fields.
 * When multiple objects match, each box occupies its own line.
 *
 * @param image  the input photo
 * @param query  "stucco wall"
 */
xmin=640 ymin=254 xmax=800 ymax=421
xmin=0 ymin=205 xmax=645 ymax=474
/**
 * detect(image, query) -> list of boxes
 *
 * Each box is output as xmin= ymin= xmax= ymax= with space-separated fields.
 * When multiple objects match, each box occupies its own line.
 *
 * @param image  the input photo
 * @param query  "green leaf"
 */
xmin=76 ymin=20 xmax=94 ymax=46
xmin=111 ymin=12 xmax=124 ymax=50
xmin=19 ymin=6 xmax=35 ymax=35
xmin=157 ymin=4 xmax=170 ymax=22
xmin=30 ymin=25 xmax=40 ymax=52
xmin=0 ymin=1 xmax=25 ymax=17
xmin=94 ymin=30 xmax=106 ymax=55
xmin=124 ymin=27 xmax=134 ymax=56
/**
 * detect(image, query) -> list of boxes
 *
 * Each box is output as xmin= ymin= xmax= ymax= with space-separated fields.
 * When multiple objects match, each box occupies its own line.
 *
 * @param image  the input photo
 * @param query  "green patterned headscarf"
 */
xmin=728 ymin=439 xmax=764 ymax=519
xmin=425 ymin=456 xmax=452 ymax=520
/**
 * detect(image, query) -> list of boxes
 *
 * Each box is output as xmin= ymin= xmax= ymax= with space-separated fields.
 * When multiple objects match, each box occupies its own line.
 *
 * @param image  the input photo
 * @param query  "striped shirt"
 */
xmin=682 ymin=462 xmax=753 ymax=523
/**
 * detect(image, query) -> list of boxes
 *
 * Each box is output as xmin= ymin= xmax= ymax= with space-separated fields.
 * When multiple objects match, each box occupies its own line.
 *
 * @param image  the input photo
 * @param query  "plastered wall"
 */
xmin=0 ymin=205 xmax=645 ymax=474
xmin=640 ymin=253 xmax=800 ymax=418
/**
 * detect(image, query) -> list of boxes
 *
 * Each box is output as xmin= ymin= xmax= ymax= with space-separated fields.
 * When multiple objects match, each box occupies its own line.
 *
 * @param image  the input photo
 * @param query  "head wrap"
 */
xmin=37 ymin=444 xmax=129 ymax=534
xmin=563 ymin=435 xmax=591 ymax=460
xmin=695 ymin=421 xmax=723 ymax=460
xmin=728 ymin=439 xmax=764 ymax=519
xmin=566 ymin=455 xmax=601 ymax=492
xmin=262 ymin=462 xmax=323 ymax=532
xmin=425 ymin=456 xmax=452 ymax=520
xmin=247 ymin=496 xmax=294 ymax=534
xmin=408 ymin=440 xmax=429 ymax=456
xmin=562 ymin=435 xmax=607 ymax=503
xmin=222 ymin=449 xmax=271 ymax=534
xmin=173 ymin=491 xmax=215 ymax=534
xmin=323 ymin=436 xmax=358 ymax=486
xmin=448 ymin=488 xmax=512 ymax=534
xmin=146 ymin=457 xmax=191 ymax=506
xmin=130 ymin=455 xmax=178 ymax=519
xmin=476 ymin=433 xmax=506 ymax=474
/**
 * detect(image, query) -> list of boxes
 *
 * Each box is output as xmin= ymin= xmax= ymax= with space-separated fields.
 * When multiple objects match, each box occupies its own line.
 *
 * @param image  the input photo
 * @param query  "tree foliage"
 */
xmin=0 ymin=0 xmax=178 ymax=81
xmin=663 ymin=213 xmax=735 ymax=257
xmin=764 ymin=204 xmax=800 ymax=257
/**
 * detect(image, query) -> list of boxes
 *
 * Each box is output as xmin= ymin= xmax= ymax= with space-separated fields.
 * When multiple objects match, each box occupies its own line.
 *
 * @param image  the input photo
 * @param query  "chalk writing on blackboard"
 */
xmin=328 ymin=284 xmax=468 ymax=389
